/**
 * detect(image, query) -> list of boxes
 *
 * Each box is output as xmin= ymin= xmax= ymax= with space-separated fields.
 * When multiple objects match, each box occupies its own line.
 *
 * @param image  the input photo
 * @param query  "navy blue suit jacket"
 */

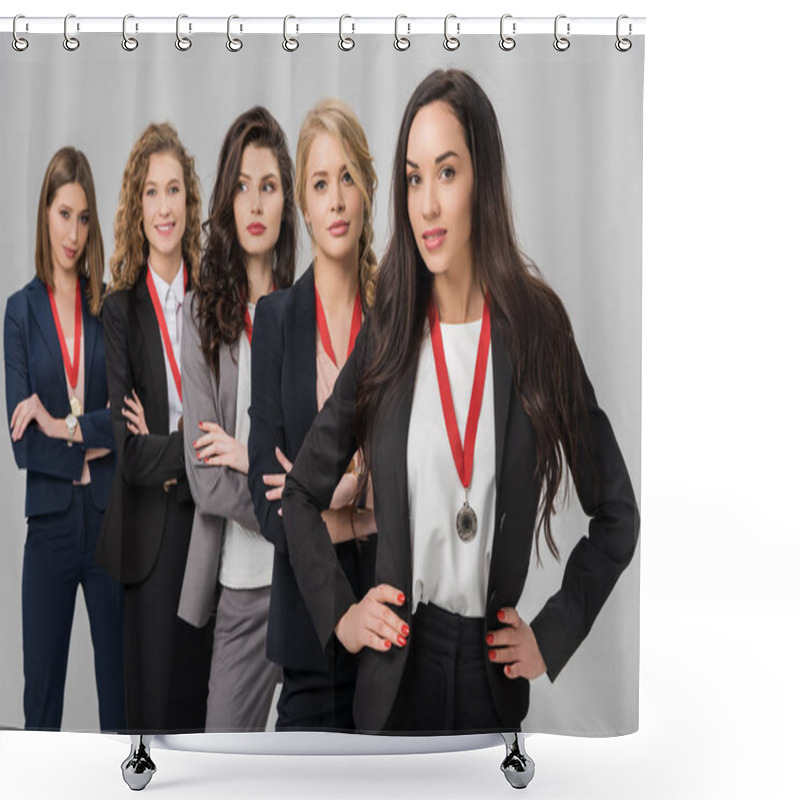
xmin=4 ymin=277 xmax=115 ymax=517
xmin=248 ymin=266 xmax=371 ymax=672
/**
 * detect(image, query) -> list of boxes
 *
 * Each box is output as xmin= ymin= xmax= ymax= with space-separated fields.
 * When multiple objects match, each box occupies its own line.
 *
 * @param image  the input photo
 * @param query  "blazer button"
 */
xmin=163 ymin=478 xmax=177 ymax=493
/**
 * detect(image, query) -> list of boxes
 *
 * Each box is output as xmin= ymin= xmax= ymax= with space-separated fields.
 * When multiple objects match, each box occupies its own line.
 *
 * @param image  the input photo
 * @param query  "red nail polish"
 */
xmin=486 ymin=634 xmax=494 ymax=645
xmin=384 ymin=640 xmax=391 ymax=649
xmin=497 ymin=610 xmax=506 ymax=621
xmin=398 ymin=636 xmax=407 ymax=647
xmin=489 ymin=650 xmax=496 ymax=661
xmin=401 ymin=624 xmax=410 ymax=636
xmin=397 ymin=593 xmax=406 ymax=604
xmin=204 ymin=458 xmax=209 ymax=464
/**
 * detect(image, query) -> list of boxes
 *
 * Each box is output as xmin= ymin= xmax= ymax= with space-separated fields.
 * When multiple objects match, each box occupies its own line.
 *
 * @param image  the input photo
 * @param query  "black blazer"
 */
xmin=248 ymin=266 xmax=368 ymax=672
xmin=4 ymin=276 xmax=115 ymax=517
xmin=282 ymin=312 xmax=640 ymax=732
xmin=96 ymin=266 xmax=191 ymax=585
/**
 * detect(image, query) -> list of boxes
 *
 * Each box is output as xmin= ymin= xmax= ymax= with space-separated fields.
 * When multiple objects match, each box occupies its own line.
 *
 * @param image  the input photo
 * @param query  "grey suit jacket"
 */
xmin=178 ymin=291 xmax=260 ymax=628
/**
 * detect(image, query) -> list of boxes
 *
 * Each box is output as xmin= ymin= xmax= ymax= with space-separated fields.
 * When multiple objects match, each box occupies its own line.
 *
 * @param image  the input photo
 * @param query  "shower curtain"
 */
xmin=0 ymin=23 xmax=643 ymax=737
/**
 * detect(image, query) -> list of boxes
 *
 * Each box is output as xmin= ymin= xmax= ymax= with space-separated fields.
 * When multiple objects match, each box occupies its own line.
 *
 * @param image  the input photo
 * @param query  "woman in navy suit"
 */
xmin=281 ymin=70 xmax=640 ymax=734
xmin=3 ymin=146 xmax=125 ymax=731
xmin=248 ymin=99 xmax=377 ymax=730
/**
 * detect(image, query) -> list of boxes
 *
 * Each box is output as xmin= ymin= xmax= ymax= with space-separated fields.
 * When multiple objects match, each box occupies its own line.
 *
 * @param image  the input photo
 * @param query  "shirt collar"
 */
xmin=148 ymin=260 xmax=185 ymax=306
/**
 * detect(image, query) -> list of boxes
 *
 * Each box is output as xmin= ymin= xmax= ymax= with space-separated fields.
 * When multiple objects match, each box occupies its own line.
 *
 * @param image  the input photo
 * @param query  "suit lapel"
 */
xmin=133 ymin=268 xmax=170 ymax=435
xmin=81 ymin=278 xmax=99 ymax=403
xmin=290 ymin=267 xmax=319 ymax=444
xmin=492 ymin=320 xmax=512 ymax=489
xmin=28 ymin=279 xmax=69 ymax=400
xmin=219 ymin=337 xmax=239 ymax=431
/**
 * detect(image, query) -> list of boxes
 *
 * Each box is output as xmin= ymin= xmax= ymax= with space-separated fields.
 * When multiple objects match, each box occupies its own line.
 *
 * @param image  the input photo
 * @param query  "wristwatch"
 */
xmin=66 ymin=413 xmax=78 ymax=447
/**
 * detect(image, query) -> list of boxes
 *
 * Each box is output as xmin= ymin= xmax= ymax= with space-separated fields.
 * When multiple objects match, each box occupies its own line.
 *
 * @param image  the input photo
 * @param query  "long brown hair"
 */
xmin=196 ymin=106 xmax=297 ymax=377
xmin=35 ymin=147 xmax=104 ymax=315
xmin=108 ymin=122 xmax=202 ymax=292
xmin=355 ymin=69 xmax=590 ymax=562
xmin=295 ymin=98 xmax=378 ymax=305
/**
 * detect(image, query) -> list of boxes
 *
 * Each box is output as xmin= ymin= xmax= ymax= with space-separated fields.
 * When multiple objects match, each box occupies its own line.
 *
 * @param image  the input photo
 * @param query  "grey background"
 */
xmin=0 ymin=33 xmax=642 ymax=734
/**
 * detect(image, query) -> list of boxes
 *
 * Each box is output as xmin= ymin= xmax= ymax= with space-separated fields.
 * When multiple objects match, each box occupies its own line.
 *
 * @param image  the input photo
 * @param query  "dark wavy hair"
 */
xmin=196 ymin=106 xmax=297 ymax=376
xmin=354 ymin=69 xmax=590 ymax=563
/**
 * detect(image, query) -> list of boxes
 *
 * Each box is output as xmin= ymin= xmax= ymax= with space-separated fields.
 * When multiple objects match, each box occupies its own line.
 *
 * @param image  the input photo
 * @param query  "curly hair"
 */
xmin=108 ymin=122 xmax=202 ymax=292
xmin=295 ymin=99 xmax=377 ymax=305
xmin=35 ymin=147 xmax=105 ymax=315
xmin=196 ymin=106 xmax=297 ymax=378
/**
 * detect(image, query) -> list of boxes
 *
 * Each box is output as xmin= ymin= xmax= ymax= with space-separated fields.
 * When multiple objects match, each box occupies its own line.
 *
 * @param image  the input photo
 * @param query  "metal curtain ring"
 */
xmin=444 ymin=14 xmax=460 ymax=51
xmin=499 ymin=14 xmax=516 ymax=51
xmin=394 ymin=15 xmax=410 ymax=51
xmin=553 ymin=14 xmax=570 ymax=52
xmin=175 ymin=14 xmax=192 ymax=51
xmin=227 ymin=15 xmax=243 ymax=52
xmin=63 ymin=14 xmax=80 ymax=51
xmin=339 ymin=15 xmax=355 ymax=51
xmin=615 ymin=14 xmax=632 ymax=52
xmin=283 ymin=15 xmax=299 ymax=52
xmin=12 ymin=15 xmax=29 ymax=52
xmin=122 ymin=14 xmax=139 ymax=51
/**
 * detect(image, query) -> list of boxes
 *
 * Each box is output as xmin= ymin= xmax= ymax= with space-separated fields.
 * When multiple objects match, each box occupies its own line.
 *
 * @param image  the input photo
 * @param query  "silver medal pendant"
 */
xmin=456 ymin=499 xmax=478 ymax=543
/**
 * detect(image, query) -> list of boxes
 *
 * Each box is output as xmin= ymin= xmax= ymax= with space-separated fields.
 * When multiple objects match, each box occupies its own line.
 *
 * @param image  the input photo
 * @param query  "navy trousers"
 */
xmin=22 ymin=485 xmax=126 ymax=731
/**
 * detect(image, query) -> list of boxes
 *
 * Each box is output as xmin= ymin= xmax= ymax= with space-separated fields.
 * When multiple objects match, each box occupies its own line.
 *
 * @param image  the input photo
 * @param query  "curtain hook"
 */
xmin=63 ymin=13 xmax=80 ymax=51
xmin=283 ymin=15 xmax=299 ymax=52
xmin=227 ymin=15 xmax=243 ymax=52
xmin=338 ymin=14 xmax=355 ymax=51
xmin=553 ymin=14 xmax=570 ymax=52
xmin=122 ymin=14 xmax=139 ymax=51
xmin=12 ymin=14 xmax=29 ymax=52
xmin=615 ymin=15 xmax=632 ymax=52
xmin=175 ymin=14 xmax=192 ymax=51
xmin=444 ymin=14 xmax=460 ymax=51
xmin=499 ymin=14 xmax=516 ymax=51
xmin=394 ymin=15 xmax=410 ymax=51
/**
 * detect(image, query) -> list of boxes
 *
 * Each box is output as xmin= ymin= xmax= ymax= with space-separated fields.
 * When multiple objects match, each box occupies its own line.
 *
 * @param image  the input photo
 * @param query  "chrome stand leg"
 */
xmin=121 ymin=735 xmax=157 ymax=791
xmin=500 ymin=732 xmax=535 ymax=789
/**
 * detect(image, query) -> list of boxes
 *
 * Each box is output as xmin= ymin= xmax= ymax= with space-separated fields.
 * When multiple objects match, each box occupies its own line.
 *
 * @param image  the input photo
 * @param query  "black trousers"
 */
xmin=123 ymin=491 xmax=213 ymax=733
xmin=22 ymin=485 xmax=125 ymax=731
xmin=384 ymin=602 xmax=504 ymax=735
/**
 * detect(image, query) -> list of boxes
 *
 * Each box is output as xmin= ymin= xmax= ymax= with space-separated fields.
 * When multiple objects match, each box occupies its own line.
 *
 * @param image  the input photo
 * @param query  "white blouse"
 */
xmin=219 ymin=306 xmax=275 ymax=589
xmin=147 ymin=262 xmax=185 ymax=433
xmin=406 ymin=318 xmax=496 ymax=618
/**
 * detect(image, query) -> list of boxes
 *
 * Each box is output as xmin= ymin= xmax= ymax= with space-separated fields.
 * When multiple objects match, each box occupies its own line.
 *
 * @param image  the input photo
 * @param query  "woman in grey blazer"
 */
xmin=178 ymin=107 xmax=297 ymax=731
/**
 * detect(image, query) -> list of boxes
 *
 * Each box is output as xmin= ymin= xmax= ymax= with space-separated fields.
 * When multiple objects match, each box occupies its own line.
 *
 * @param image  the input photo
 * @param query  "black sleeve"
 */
xmin=530 ymin=358 xmax=640 ymax=681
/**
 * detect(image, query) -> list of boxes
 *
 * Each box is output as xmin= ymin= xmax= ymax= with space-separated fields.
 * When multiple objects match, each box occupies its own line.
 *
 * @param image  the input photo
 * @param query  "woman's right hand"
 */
xmin=335 ymin=585 xmax=409 ymax=654
xmin=122 ymin=389 xmax=149 ymax=435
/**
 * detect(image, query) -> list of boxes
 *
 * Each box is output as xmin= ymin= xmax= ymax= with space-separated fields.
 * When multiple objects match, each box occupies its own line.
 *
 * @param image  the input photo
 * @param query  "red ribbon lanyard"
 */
xmin=242 ymin=284 xmax=276 ymax=347
xmin=244 ymin=307 xmax=253 ymax=347
xmin=315 ymin=287 xmax=362 ymax=367
xmin=47 ymin=281 xmax=82 ymax=394
xmin=427 ymin=297 xmax=492 ymax=491
xmin=146 ymin=265 xmax=187 ymax=401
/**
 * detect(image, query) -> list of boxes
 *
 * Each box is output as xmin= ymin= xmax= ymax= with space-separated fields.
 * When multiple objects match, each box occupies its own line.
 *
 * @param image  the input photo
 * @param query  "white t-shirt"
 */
xmin=407 ymin=318 xmax=496 ymax=618
xmin=218 ymin=306 xmax=275 ymax=589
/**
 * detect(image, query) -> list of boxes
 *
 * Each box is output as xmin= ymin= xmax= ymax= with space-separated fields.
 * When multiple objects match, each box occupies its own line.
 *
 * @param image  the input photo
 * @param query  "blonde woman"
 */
xmin=247 ymin=99 xmax=377 ymax=730
xmin=97 ymin=122 xmax=213 ymax=732
xmin=4 ymin=147 xmax=124 ymax=731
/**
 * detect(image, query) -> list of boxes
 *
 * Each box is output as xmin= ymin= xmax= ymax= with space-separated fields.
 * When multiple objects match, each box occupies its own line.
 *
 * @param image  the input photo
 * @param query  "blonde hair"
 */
xmin=295 ymin=99 xmax=377 ymax=305
xmin=108 ymin=122 xmax=202 ymax=292
xmin=35 ymin=147 xmax=105 ymax=315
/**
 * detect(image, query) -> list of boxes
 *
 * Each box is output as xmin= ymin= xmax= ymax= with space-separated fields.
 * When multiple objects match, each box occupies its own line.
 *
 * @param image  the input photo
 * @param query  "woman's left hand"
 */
xmin=486 ymin=607 xmax=547 ymax=680
xmin=10 ymin=393 xmax=55 ymax=441
xmin=122 ymin=389 xmax=149 ymax=436
xmin=193 ymin=421 xmax=248 ymax=474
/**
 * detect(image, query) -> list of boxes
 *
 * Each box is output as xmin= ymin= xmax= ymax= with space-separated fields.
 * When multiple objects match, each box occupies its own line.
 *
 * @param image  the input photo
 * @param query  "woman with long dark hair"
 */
xmin=247 ymin=98 xmax=378 ymax=730
xmin=4 ymin=147 xmax=125 ymax=731
xmin=281 ymin=70 xmax=640 ymax=734
xmin=177 ymin=106 xmax=296 ymax=731
xmin=97 ymin=122 xmax=212 ymax=732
